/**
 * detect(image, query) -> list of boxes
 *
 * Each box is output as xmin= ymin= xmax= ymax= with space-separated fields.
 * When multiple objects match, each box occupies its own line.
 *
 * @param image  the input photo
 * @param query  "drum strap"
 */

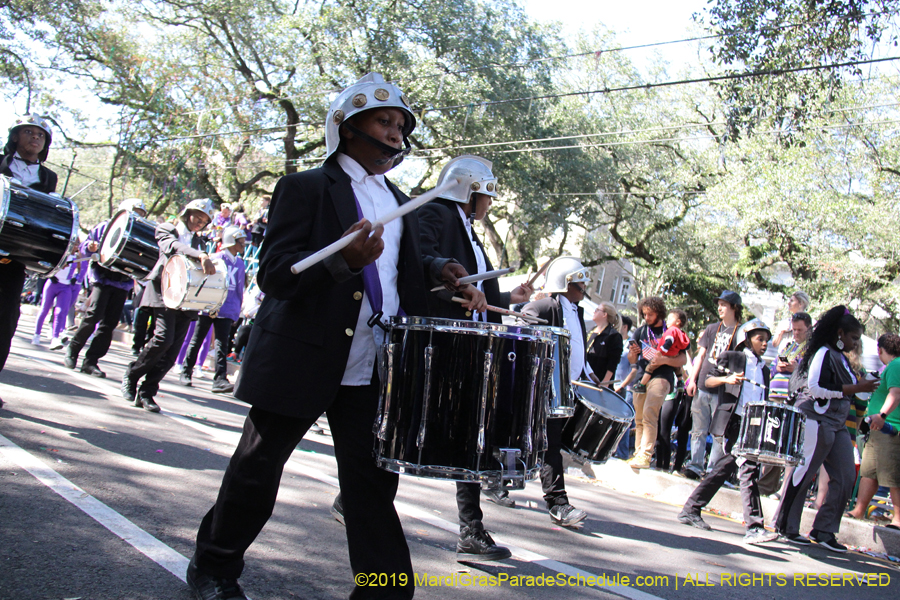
xmin=351 ymin=194 xmax=384 ymax=326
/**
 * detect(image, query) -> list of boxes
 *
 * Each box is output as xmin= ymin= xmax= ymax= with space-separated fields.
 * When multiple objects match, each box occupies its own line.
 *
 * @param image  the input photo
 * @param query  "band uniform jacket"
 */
xmin=708 ymin=350 xmax=771 ymax=439
xmin=521 ymin=295 xmax=588 ymax=377
xmin=417 ymin=198 xmax=510 ymax=323
xmin=140 ymin=222 xmax=206 ymax=311
xmin=0 ymin=154 xmax=58 ymax=194
xmin=234 ymin=158 xmax=447 ymax=419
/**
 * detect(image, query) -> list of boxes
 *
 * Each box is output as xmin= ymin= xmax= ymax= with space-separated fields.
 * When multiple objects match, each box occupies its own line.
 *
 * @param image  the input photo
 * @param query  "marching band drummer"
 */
xmin=520 ymin=257 xmax=600 ymax=527
xmin=0 ymin=113 xmax=58 ymax=408
xmin=185 ymin=73 xmax=479 ymax=600
xmin=121 ymin=198 xmax=216 ymax=413
xmin=66 ymin=198 xmax=148 ymax=378
xmin=418 ymin=155 xmax=533 ymax=560
xmin=676 ymin=319 xmax=779 ymax=545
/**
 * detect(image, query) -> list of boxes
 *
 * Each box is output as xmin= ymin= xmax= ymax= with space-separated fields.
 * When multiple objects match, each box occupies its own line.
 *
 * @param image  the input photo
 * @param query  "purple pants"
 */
xmin=36 ymin=281 xmax=79 ymax=339
xmin=176 ymin=321 xmax=211 ymax=366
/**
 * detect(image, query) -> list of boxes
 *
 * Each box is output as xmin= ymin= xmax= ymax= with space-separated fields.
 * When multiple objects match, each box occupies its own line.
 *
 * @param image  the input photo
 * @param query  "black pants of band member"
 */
xmin=0 ymin=261 xmax=26 ymax=374
xmin=541 ymin=418 xmax=570 ymax=508
xmin=131 ymin=306 xmax=154 ymax=353
xmin=774 ymin=420 xmax=855 ymax=536
xmin=194 ymin=385 xmax=414 ymax=600
xmin=182 ymin=315 xmax=233 ymax=381
xmin=127 ymin=307 xmax=193 ymax=399
xmin=68 ymin=284 xmax=129 ymax=364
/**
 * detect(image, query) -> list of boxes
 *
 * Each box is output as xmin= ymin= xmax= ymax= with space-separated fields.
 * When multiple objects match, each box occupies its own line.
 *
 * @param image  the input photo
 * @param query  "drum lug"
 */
xmin=52 ymin=234 xmax=67 ymax=241
xmin=476 ymin=350 xmax=494 ymax=455
xmin=55 ymin=204 xmax=73 ymax=213
xmin=5 ymin=219 xmax=24 ymax=227
xmin=539 ymin=358 xmax=556 ymax=451
xmin=0 ymin=249 xmax=8 ymax=257
xmin=490 ymin=448 xmax=526 ymax=490
xmin=376 ymin=342 xmax=399 ymax=440
xmin=523 ymin=355 xmax=542 ymax=455
xmin=37 ymin=261 xmax=52 ymax=270
xmin=416 ymin=345 xmax=434 ymax=449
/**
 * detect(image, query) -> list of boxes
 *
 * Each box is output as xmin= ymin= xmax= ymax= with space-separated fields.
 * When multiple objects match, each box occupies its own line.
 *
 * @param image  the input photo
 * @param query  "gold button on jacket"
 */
xmin=345 ymin=328 xmax=354 ymax=337
xmin=353 ymin=291 xmax=363 ymax=301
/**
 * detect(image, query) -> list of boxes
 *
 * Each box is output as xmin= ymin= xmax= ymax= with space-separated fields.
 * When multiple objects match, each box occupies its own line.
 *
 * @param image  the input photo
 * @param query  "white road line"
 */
xmin=7 ymin=350 xmax=666 ymax=600
xmin=0 ymin=432 xmax=190 ymax=583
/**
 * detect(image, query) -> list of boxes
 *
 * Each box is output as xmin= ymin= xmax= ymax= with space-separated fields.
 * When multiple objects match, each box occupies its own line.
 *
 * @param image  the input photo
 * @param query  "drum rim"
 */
xmin=162 ymin=253 xmax=228 ymax=311
xmin=99 ymin=209 xmax=133 ymax=265
xmin=744 ymin=400 xmax=805 ymax=415
xmin=572 ymin=381 xmax=636 ymax=422
xmin=0 ymin=176 xmax=10 ymax=242
xmin=388 ymin=315 xmax=559 ymax=340
xmin=375 ymin=456 xmax=541 ymax=483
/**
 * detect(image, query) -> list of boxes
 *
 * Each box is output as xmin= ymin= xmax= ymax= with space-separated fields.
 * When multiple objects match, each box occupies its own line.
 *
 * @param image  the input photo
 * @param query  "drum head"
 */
xmin=99 ymin=210 xmax=130 ymax=264
xmin=573 ymin=381 xmax=635 ymax=422
xmin=162 ymin=255 xmax=189 ymax=308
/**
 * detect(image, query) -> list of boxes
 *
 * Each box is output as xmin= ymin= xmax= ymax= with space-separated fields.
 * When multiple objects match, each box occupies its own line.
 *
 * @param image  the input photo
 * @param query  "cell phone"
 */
xmin=777 ymin=356 xmax=788 ymax=363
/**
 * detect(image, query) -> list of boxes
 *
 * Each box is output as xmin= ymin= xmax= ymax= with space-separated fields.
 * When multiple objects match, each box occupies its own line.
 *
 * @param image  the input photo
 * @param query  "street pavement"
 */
xmin=1 ymin=314 xmax=898 ymax=600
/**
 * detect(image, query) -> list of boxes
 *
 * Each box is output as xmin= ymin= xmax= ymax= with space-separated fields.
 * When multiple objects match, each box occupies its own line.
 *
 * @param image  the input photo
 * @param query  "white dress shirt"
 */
xmin=736 ymin=348 xmax=765 ymax=416
xmin=456 ymin=204 xmax=487 ymax=321
xmin=337 ymin=153 xmax=403 ymax=386
xmin=8 ymin=152 xmax=41 ymax=187
xmin=559 ymin=295 xmax=594 ymax=379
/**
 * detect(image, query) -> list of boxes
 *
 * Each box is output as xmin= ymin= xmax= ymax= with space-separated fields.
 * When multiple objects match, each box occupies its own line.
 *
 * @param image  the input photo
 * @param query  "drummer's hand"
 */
xmin=724 ymin=371 xmax=745 ymax=385
xmin=340 ymin=219 xmax=384 ymax=269
xmin=199 ymin=253 xmax=217 ymax=275
xmin=509 ymin=282 xmax=534 ymax=304
xmin=588 ymin=373 xmax=600 ymax=385
xmin=439 ymin=263 xmax=469 ymax=290
xmin=613 ymin=386 xmax=623 ymax=395
xmin=458 ymin=284 xmax=487 ymax=312
xmin=87 ymin=241 xmax=99 ymax=253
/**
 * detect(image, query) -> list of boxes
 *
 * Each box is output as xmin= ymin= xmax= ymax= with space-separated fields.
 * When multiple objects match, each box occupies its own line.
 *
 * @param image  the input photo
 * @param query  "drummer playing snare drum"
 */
xmin=677 ymin=319 xmax=780 ymax=545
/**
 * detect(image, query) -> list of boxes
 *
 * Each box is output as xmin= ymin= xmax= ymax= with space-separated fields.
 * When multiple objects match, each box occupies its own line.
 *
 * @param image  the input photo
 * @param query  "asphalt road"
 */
xmin=1 ymin=315 xmax=897 ymax=600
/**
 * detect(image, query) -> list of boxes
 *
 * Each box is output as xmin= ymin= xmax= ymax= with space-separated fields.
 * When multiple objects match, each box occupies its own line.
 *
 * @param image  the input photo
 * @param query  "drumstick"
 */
xmin=450 ymin=296 xmax=548 ymax=324
xmin=525 ymin=257 xmax=553 ymax=288
xmin=717 ymin=366 xmax=766 ymax=389
xmin=194 ymin=276 xmax=208 ymax=297
xmin=290 ymin=178 xmax=459 ymax=275
xmin=429 ymin=268 xmax=514 ymax=292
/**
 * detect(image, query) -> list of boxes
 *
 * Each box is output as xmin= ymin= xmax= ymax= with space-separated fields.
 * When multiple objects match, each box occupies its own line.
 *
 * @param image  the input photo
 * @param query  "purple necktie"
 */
xmin=352 ymin=195 xmax=383 ymax=314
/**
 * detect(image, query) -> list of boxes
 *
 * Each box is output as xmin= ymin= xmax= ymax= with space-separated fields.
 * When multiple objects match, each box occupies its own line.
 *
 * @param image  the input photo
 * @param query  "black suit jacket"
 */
xmin=234 ymin=158 xmax=440 ymax=418
xmin=140 ymin=222 xmax=206 ymax=309
xmin=708 ymin=350 xmax=771 ymax=437
xmin=418 ymin=199 xmax=510 ymax=322
xmin=0 ymin=154 xmax=58 ymax=194
xmin=521 ymin=295 xmax=589 ymax=378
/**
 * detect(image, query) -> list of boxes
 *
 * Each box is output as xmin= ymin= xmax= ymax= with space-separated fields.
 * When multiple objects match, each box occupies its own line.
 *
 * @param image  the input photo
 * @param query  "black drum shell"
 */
xmin=562 ymin=383 xmax=634 ymax=464
xmin=734 ymin=401 xmax=806 ymax=466
xmin=98 ymin=209 xmax=160 ymax=279
xmin=0 ymin=177 xmax=78 ymax=275
xmin=374 ymin=317 xmax=554 ymax=482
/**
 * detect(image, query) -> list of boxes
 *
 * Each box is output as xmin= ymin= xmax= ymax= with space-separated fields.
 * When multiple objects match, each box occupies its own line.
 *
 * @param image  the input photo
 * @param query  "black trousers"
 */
xmin=656 ymin=390 xmax=692 ymax=471
xmin=0 ymin=261 xmax=26 ymax=374
xmin=126 ymin=307 xmax=193 ymax=399
xmin=233 ymin=323 xmax=252 ymax=358
xmin=194 ymin=384 xmax=413 ymax=600
xmin=69 ymin=284 xmax=129 ymax=365
xmin=541 ymin=418 xmax=569 ymax=508
xmin=183 ymin=315 xmax=233 ymax=381
xmin=131 ymin=306 xmax=154 ymax=353
xmin=456 ymin=482 xmax=483 ymax=529
xmin=682 ymin=414 xmax=765 ymax=530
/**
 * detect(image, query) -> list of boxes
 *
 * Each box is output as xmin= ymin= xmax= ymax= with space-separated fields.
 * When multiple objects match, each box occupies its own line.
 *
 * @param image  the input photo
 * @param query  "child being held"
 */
xmin=632 ymin=309 xmax=689 ymax=393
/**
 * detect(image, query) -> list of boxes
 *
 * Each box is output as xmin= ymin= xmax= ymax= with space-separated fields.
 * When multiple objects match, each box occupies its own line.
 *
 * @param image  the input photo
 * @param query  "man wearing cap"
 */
xmin=186 ymin=73 xmax=477 ymax=600
xmin=683 ymin=290 xmax=744 ymax=479
xmin=180 ymin=226 xmax=246 ymax=394
xmin=65 ymin=199 xmax=149 ymax=378
xmin=122 ymin=199 xmax=216 ymax=413
xmin=0 ymin=114 xmax=59 ymax=407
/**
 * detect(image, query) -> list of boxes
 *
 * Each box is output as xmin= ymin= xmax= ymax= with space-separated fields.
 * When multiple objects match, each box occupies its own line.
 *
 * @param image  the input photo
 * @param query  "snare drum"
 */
xmin=374 ymin=316 xmax=555 ymax=487
xmin=0 ymin=176 xmax=79 ymax=275
xmin=734 ymin=401 xmax=806 ymax=466
xmin=561 ymin=381 xmax=635 ymax=463
xmin=536 ymin=326 xmax=574 ymax=418
xmin=161 ymin=254 xmax=227 ymax=312
xmin=99 ymin=209 xmax=160 ymax=279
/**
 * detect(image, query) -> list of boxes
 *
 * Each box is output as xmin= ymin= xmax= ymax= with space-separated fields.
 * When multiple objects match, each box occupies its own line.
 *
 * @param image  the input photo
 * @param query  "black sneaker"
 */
xmin=779 ymin=532 xmax=811 ymax=546
xmin=331 ymin=495 xmax=345 ymax=526
xmin=121 ymin=376 xmax=137 ymax=403
xmin=677 ymin=511 xmax=712 ymax=531
xmin=186 ymin=557 xmax=247 ymax=600
xmin=138 ymin=396 xmax=161 ymax=413
xmin=483 ymin=488 xmax=516 ymax=508
xmin=682 ymin=466 xmax=703 ymax=480
xmin=811 ymin=529 xmax=847 ymax=553
xmin=211 ymin=379 xmax=234 ymax=394
xmin=549 ymin=503 xmax=587 ymax=527
xmin=179 ymin=371 xmax=192 ymax=387
xmin=457 ymin=522 xmax=512 ymax=561
xmin=80 ymin=363 xmax=106 ymax=378
xmin=63 ymin=351 xmax=77 ymax=369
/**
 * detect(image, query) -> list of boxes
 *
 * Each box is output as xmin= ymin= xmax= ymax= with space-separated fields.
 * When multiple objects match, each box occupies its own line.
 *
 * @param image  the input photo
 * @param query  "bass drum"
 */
xmin=734 ymin=401 xmax=806 ymax=466
xmin=161 ymin=254 xmax=227 ymax=312
xmin=561 ymin=381 xmax=635 ymax=464
xmin=374 ymin=316 xmax=555 ymax=487
xmin=98 ymin=209 xmax=160 ymax=279
xmin=0 ymin=176 xmax=79 ymax=275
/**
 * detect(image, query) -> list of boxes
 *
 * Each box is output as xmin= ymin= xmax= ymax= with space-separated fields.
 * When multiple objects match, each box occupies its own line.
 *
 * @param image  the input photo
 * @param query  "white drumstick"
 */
xmin=290 ymin=178 xmax=459 ymax=275
xmin=717 ymin=366 xmax=766 ymax=389
xmin=429 ymin=268 xmax=514 ymax=292
xmin=450 ymin=296 xmax=548 ymax=324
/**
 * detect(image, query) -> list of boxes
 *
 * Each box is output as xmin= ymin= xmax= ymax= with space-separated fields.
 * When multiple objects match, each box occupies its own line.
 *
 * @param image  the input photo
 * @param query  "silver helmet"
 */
xmin=735 ymin=318 xmax=772 ymax=349
xmin=324 ymin=73 xmax=415 ymax=164
xmin=435 ymin=155 xmax=498 ymax=204
xmin=542 ymin=256 xmax=591 ymax=294
xmin=222 ymin=226 xmax=246 ymax=247
xmin=6 ymin=113 xmax=53 ymax=162
xmin=180 ymin=198 xmax=215 ymax=221
xmin=118 ymin=198 xmax=147 ymax=215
